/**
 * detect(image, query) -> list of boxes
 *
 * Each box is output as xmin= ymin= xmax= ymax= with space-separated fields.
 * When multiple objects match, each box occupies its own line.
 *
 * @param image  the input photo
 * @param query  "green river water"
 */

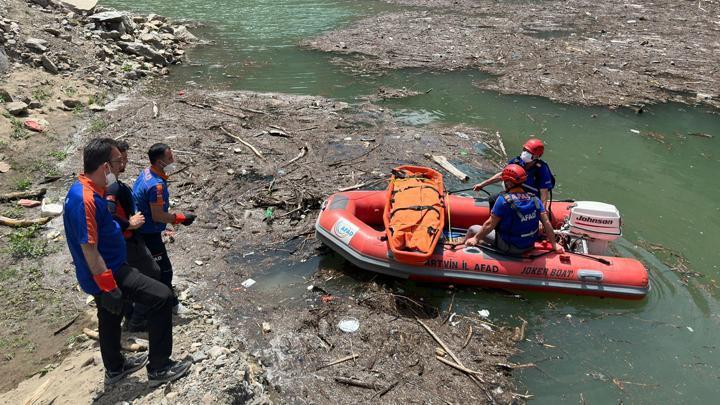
xmin=105 ymin=1 xmax=720 ymax=402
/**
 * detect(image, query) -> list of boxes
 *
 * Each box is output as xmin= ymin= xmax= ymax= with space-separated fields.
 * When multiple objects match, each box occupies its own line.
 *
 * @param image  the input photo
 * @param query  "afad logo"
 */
xmin=332 ymin=219 xmax=359 ymax=244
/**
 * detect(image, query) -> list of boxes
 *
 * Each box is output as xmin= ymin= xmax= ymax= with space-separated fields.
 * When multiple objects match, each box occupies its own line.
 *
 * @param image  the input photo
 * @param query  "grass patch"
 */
xmin=122 ymin=63 xmax=133 ymax=72
xmin=10 ymin=117 xmax=29 ymax=140
xmin=62 ymin=86 xmax=77 ymax=97
xmin=72 ymin=105 xmax=84 ymax=115
xmin=1 ymin=206 xmax=24 ymax=219
xmin=7 ymin=226 xmax=49 ymax=259
xmin=32 ymin=160 xmax=60 ymax=177
xmin=88 ymin=117 xmax=108 ymax=133
xmin=31 ymin=88 xmax=51 ymax=101
xmin=48 ymin=150 xmax=68 ymax=161
xmin=0 ymin=267 xmax=19 ymax=283
xmin=16 ymin=178 xmax=32 ymax=191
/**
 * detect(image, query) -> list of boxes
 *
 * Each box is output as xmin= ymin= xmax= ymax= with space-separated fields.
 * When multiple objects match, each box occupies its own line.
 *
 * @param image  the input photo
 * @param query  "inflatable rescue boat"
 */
xmin=315 ymin=189 xmax=650 ymax=300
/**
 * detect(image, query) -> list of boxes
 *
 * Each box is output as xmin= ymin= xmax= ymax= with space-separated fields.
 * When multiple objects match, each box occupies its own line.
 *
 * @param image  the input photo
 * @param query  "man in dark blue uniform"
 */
xmin=465 ymin=164 xmax=563 ymax=255
xmin=473 ymin=138 xmax=555 ymax=211
xmin=133 ymin=143 xmax=196 ymax=312
xmin=63 ymin=138 xmax=190 ymax=385
xmin=106 ymin=140 xmax=161 ymax=332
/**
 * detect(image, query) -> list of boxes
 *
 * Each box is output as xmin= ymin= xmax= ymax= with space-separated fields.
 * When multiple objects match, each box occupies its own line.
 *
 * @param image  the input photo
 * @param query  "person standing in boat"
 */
xmin=473 ymin=138 xmax=555 ymax=211
xmin=465 ymin=164 xmax=564 ymax=255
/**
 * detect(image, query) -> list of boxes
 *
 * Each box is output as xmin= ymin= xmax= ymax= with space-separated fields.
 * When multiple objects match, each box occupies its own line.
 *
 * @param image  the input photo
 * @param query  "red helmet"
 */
xmin=501 ymin=164 xmax=527 ymax=184
xmin=523 ymin=138 xmax=545 ymax=157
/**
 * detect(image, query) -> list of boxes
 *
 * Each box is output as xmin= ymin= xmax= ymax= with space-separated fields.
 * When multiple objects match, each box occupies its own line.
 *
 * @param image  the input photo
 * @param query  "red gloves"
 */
xmin=93 ymin=269 xmax=118 ymax=292
xmin=174 ymin=212 xmax=197 ymax=225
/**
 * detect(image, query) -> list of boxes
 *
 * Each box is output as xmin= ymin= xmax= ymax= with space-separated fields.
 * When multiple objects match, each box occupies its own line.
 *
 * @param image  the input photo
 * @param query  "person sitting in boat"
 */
xmin=465 ymin=164 xmax=564 ymax=255
xmin=472 ymin=137 xmax=555 ymax=210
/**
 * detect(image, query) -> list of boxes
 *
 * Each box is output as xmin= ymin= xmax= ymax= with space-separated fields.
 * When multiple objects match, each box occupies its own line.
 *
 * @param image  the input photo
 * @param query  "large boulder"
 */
xmin=118 ymin=41 xmax=166 ymax=65
xmin=5 ymin=101 xmax=28 ymax=116
xmin=139 ymin=32 xmax=164 ymax=49
xmin=0 ymin=47 xmax=8 ymax=74
xmin=88 ymin=11 xmax=124 ymax=23
xmin=41 ymin=55 xmax=58 ymax=74
xmin=25 ymin=38 xmax=48 ymax=53
xmin=30 ymin=0 xmax=50 ymax=8
xmin=173 ymin=25 xmax=198 ymax=43
xmin=60 ymin=0 xmax=98 ymax=12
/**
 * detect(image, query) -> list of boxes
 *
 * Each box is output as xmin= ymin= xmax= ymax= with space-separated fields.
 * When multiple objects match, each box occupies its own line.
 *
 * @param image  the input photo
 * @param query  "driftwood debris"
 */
xmin=328 ymin=142 xmax=382 ymax=168
xmin=316 ymin=354 xmax=359 ymax=371
xmin=0 ymin=215 xmax=52 ymax=228
xmin=220 ymin=126 xmax=265 ymax=160
xmin=417 ymin=317 xmax=490 ymax=399
xmin=52 ymin=314 xmax=80 ymax=336
xmin=23 ymin=378 xmax=53 ymax=405
xmin=688 ymin=132 xmax=714 ymax=139
xmin=495 ymin=131 xmax=508 ymax=158
xmin=282 ymin=145 xmax=308 ymax=167
xmin=436 ymin=355 xmax=483 ymax=375
xmin=334 ymin=376 xmax=383 ymax=390
xmin=179 ymin=99 xmax=248 ymax=120
xmin=0 ymin=188 xmax=47 ymax=202
xmin=423 ymin=154 xmax=469 ymax=182
xmin=337 ymin=177 xmax=387 ymax=192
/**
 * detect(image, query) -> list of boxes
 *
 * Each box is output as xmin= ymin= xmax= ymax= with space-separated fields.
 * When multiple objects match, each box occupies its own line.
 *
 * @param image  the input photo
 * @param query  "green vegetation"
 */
xmin=48 ymin=150 xmax=69 ymax=161
xmin=121 ymin=63 xmax=133 ymax=72
xmin=62 ymin=86 xmax=77 ymax=97
xmin=0 ymin=267 xmax=19 ymax=283
xmin=31 ymin=87 xmax=51 ymax=101
xmin=10 ymin=117 xmax=29 ymax=140
xmin=32 ymin=160 xmax=60 ymax=177
xmin=88 ymin=117 xmax=108 ymax=133
xmin=15 ymin=178 xmax=32 ymax=191
xmin=7 ymin=226 xmax=49 ymax=259
xmin=72 ymin=104 xmax=84 ymax=114
xmin=1 ymin=206 xmax=24 ymax=219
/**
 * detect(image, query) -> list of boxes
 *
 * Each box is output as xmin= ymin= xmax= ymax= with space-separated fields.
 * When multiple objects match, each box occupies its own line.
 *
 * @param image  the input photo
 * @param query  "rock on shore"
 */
xmin=0 ymin=0 xmax=200 ymax=89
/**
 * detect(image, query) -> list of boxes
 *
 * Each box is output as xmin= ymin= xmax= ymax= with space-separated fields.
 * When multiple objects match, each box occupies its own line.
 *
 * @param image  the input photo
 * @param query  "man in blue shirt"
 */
xmin=465 ymin=164 xmax=563 ymax=255
xmin=106 ymin=140 xmax=162 ymax=332
xmin=473 ymin=138 xmax=555 ymax=211
xmin=64 ymin=138 xmax=190 ymax=386
xmin=133 ymin=143 xmax=196 ymax=312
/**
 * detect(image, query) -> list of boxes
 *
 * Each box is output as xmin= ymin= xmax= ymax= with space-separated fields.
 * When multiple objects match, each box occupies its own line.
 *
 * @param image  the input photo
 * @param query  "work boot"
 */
xmin=105 ymin=353 xmax=148 ymax=385
xmin=147 ymin=359 xmax=192 ymax=387
xmin=172 ymin=302 xmax=191 ymax=316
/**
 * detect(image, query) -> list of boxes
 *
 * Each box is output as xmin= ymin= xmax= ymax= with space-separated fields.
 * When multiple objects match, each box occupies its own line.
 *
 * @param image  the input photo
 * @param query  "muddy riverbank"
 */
xmin=2 ymin=29 xmax=527 ymax=403
xmin=83 ymin=89 xmax=525 ymax=403
xmin=303 ymin=0 xmax=720 ymax=110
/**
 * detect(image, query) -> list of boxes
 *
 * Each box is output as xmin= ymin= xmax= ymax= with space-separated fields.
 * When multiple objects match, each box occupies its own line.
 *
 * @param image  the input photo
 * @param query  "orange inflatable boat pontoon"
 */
xmin=316 ymin=190 xmax=650 ymax=300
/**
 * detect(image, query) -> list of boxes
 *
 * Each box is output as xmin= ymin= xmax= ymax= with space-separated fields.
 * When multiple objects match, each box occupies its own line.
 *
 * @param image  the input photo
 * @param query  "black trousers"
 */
xmin=96 ymin=264 xmax=172 ymax=372
xmin=141 ymin=232 xmax=178 ymax=306
xmin=125 ymin=235 xmax=162 ymax=325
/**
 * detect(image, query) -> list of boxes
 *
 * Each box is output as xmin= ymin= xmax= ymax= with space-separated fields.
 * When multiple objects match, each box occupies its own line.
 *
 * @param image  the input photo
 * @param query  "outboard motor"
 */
xmin=559 ymin=201 xmax=622 ymax=255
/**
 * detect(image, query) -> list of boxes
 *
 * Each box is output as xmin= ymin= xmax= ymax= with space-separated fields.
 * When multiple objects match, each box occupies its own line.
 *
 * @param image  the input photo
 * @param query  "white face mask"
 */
xmin=105 ymin=168 xmax=117 ymax=187
xmin=162 ymin=162 xmax=178 ymax=174
xmin=520 ymin=151 xmax=534 ymax=163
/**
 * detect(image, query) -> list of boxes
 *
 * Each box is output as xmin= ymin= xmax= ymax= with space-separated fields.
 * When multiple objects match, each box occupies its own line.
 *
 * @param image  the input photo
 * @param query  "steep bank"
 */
xmin=0 ymin=0 xmax=202 ymax=395
xmin=303 ymin=0 xmax=720 ymax=110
